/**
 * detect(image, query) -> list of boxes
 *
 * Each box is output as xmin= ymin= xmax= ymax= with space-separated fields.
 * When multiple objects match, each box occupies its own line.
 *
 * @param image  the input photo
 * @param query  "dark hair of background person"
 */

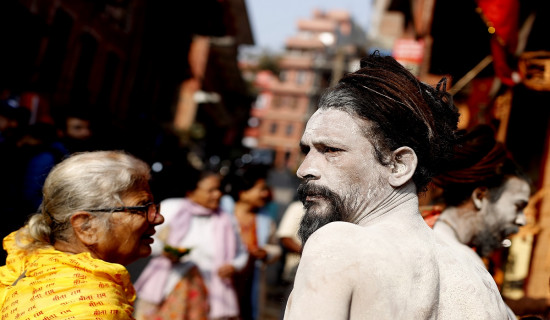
xmin=318 ymin=53 xmax=460 ymax=192
xmin=0 ymin=100 xmax=31 ymax=140
xmin=432 ymin=124 xmax=530 ymax=207
xmin=222 ymin=164 xmax=269 ymax=201
xmin=152 ymin=165 xmax=220 ymax=201
xmin=181 ymin=168 xmax=220 ymax=195
xmin=53 ymin=106 xmax=92 ymax=132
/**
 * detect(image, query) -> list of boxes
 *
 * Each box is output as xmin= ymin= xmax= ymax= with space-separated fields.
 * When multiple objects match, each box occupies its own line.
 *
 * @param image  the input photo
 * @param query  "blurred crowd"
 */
xmin=1 ymin=88 xmax=549 ymax=320
xmin=0 ymin=97 xmax=97 ymax=233
xmin=0 ymin=94 xmax=303 ymax=320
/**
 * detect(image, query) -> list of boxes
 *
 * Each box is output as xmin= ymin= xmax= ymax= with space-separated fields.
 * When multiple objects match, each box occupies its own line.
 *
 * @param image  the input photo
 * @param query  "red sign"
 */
xmin=392 ymin=39 xmax=425 ymax=76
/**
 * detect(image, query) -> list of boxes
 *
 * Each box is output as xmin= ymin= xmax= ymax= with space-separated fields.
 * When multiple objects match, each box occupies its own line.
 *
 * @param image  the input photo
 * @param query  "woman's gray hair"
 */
xmin=18 ymin=150 xmax=151 ymax=249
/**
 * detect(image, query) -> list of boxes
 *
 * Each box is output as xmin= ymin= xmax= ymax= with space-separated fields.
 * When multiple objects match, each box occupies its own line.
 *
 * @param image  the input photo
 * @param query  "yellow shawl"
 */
xmin=0 ymin=229 xmax=136 ymax=319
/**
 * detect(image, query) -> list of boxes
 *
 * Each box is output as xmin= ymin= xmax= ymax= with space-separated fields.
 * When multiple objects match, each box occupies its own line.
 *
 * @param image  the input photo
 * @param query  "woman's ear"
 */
xmin=70 ymin=212 xmax=99 ymax=246
xmin=471 ymin=187 xmax=488 ymax=210
xmin=388 ymin=147 xmax=418 ymax=188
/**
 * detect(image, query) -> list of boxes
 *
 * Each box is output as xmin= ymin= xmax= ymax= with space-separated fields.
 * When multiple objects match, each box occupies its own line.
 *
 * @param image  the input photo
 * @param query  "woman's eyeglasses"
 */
xmin=84 ymin=202 xmax=160 ymax=223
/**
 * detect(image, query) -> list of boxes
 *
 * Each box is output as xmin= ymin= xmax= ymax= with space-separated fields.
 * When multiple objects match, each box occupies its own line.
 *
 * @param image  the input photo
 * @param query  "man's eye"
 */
xmin=516 ymin=202 xmax=527 ymax=212
xmin=323 ymin=147 xmax=342 ymax=153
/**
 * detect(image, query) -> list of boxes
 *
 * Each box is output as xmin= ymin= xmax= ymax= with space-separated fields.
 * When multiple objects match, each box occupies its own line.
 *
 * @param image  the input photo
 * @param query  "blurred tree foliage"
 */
xmin=257 ymin=53 xmax=280 ymax=76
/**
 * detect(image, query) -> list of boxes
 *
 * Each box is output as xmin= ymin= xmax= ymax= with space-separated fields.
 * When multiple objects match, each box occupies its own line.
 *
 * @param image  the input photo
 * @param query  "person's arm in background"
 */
xmin=231 ymin=224 xmax=249 ymax=271
xmin=280 ymin=237 xmax=301 ymax=254
xmin=261 ymin=218 xmax=282 ymax=264
xmin=277 ymin=201 xmax=304 ymax=254
xmin=218 ymin=213 xmax=249 ymax=278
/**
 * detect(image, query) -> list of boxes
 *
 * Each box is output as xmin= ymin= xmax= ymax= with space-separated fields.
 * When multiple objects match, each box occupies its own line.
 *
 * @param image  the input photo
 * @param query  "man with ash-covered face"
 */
xmin=429 ymin=125 xmax=531 ymax=319
xmin=432 ymin=125 xmax=530 ymax=270
xmin=283 ymin=54 xmax=514 ymax=319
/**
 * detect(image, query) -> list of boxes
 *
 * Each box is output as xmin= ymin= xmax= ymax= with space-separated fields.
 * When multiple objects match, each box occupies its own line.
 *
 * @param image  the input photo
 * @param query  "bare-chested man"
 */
xmin=283 ymin=54 xmax=513 ymax=319
xmin=431 ymin=125 xmax=531 ymax=318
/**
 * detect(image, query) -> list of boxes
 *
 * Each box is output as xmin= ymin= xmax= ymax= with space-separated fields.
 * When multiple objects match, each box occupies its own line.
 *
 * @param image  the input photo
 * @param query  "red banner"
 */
xmin=476 ymin=0 xmax=519 ymax=86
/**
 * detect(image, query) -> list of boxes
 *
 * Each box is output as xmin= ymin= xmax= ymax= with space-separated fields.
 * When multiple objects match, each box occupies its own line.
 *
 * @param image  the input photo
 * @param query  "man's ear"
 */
xmin=471 ymin=187 xmax=488 ymax=210
xmin=388 ymin=147 xmax=417 ymax=188
xmin=70 ymin=212 xmax=99 ymax=246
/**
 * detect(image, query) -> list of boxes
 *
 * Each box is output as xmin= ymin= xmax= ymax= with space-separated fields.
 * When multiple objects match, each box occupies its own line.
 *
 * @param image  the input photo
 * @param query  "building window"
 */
xmin=272 ymin=95 xmax=281 ymax=108
xmin=290 ymin=96 xmax=298 ymax=109
xmin=270 ymin=122 xmax=278 ymax=134
xmin=279 ymin=70 xmax=287 ymax=82
xmin=296 ymin=71 xmax=307 ymax=85
xmin=280 ymin=95 xmax=298 ymax=109
xmin=284 ymin=151 xmax=291 ymax=166
xmin=281 ymin=96 xmax=290 ymax=107
xmin=286 ymin=124 xmax=294 ymax=136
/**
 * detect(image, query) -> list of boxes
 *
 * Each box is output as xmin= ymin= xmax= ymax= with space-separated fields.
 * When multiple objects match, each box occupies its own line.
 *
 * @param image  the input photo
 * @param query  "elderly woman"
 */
xmin=0 ymin=151 xmax=164 ymax=319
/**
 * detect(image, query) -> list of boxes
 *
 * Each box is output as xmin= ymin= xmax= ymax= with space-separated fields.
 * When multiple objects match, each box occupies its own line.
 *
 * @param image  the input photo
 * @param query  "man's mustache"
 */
xmin=297 ymin=183 xmax=339 ymax=204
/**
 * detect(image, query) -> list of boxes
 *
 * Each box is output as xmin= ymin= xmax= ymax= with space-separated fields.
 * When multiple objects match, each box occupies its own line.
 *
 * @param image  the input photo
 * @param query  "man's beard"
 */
xmin=297 ymin=183 xmax=350 ymax=244
xmin=471 ymin=224 xmax=519 ymax=258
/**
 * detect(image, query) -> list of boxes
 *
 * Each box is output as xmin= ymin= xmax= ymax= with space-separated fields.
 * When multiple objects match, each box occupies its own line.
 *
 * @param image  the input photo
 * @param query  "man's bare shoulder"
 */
xmin=304 ymin=222 xmax=373 ymax=252
xmin=293 ymin=221 xmax=442 ymax=318
xmin=301 ymin=221 xmax=412 ymax=271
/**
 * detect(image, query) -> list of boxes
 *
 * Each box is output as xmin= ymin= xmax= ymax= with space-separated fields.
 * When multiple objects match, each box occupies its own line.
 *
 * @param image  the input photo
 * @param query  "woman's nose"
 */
xmin=153 ymin=212 xmax=165 ymax=225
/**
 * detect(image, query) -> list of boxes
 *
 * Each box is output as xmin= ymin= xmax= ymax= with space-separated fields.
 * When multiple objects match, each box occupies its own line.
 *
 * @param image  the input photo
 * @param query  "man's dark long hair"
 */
xmin=432 ymin=124 xmax=529 ymax=206
xmin=318 ymin=53 xmax=460 ymax=192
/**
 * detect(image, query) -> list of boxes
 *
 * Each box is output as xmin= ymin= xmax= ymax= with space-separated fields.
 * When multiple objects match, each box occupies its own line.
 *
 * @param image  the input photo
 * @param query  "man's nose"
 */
xmin=296 ymin=155 xmax=320 ymax=181
xmin=515 ymin=212 xmax=527 ymax=226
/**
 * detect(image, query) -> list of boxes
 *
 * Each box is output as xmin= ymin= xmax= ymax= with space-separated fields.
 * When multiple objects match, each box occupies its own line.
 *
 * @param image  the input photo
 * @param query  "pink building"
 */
xmin=244 ymin=9 xmax=366 ymax=170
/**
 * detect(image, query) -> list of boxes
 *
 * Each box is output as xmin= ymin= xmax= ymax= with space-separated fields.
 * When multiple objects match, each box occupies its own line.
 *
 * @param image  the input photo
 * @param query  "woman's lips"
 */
xmin=141 ymin=230 xmax=156 ymax=242
xmin=142 ymin=236 xmax=154 ymax=244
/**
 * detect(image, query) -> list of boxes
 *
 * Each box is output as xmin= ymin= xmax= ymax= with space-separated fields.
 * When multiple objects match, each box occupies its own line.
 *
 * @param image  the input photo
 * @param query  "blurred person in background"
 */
xmin=0 ymin=100 xmax=32 ymax=245
xmin=431 ymin=124 xmax=533 ymax=318
xmin=0 ymin=122 xmax=67 ymax=245
xmin=135 ymin=169 xmax=247 ymax=320
xmin=275 ymin=200 xmax=305 ymax=318
xmin=222 ymin=165 xmax=281 ymax=320
xmin=0 ymin=98 xmax=29 ymax=144
xmin=54 ymin=107 xmax=95 ymax=155
xmin=15 ymin=123 xmax=66 ymax=214
xmin=0 ymin=150 xmax=164 ymax=319
xmin=432 ymin=125 xmax=530 ymax=259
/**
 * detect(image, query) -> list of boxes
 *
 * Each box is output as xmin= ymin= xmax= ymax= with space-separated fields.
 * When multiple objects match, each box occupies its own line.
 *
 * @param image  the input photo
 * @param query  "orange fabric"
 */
xmin=152 ymin=266 xmax=209 ymax=320
xmin=421 ymin=205 xmax=444 ymax=228
xmin=239 ymin=219 xmax=258 ymax=252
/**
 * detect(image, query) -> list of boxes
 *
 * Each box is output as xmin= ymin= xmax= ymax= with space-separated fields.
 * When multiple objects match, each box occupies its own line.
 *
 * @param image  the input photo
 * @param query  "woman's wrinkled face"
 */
xmin=95 ymin=186 xmax=164 ymax=265
xmin=188 ymin=175 xmax=223 ymax=210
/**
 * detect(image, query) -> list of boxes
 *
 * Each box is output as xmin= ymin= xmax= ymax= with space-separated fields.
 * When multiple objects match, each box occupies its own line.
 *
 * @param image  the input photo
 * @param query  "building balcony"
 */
xmin=279 ymin=55 xmax=314 ymax=69
xmin=270 ymin=81 xmax=312 ymax=95
xmin=259 ymin=135 xmax=301 ymax=149
xmin=285 ymin=36 xmax=326 ymax=50
xmin=296 ymin=18 xmax=336 ymax=33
